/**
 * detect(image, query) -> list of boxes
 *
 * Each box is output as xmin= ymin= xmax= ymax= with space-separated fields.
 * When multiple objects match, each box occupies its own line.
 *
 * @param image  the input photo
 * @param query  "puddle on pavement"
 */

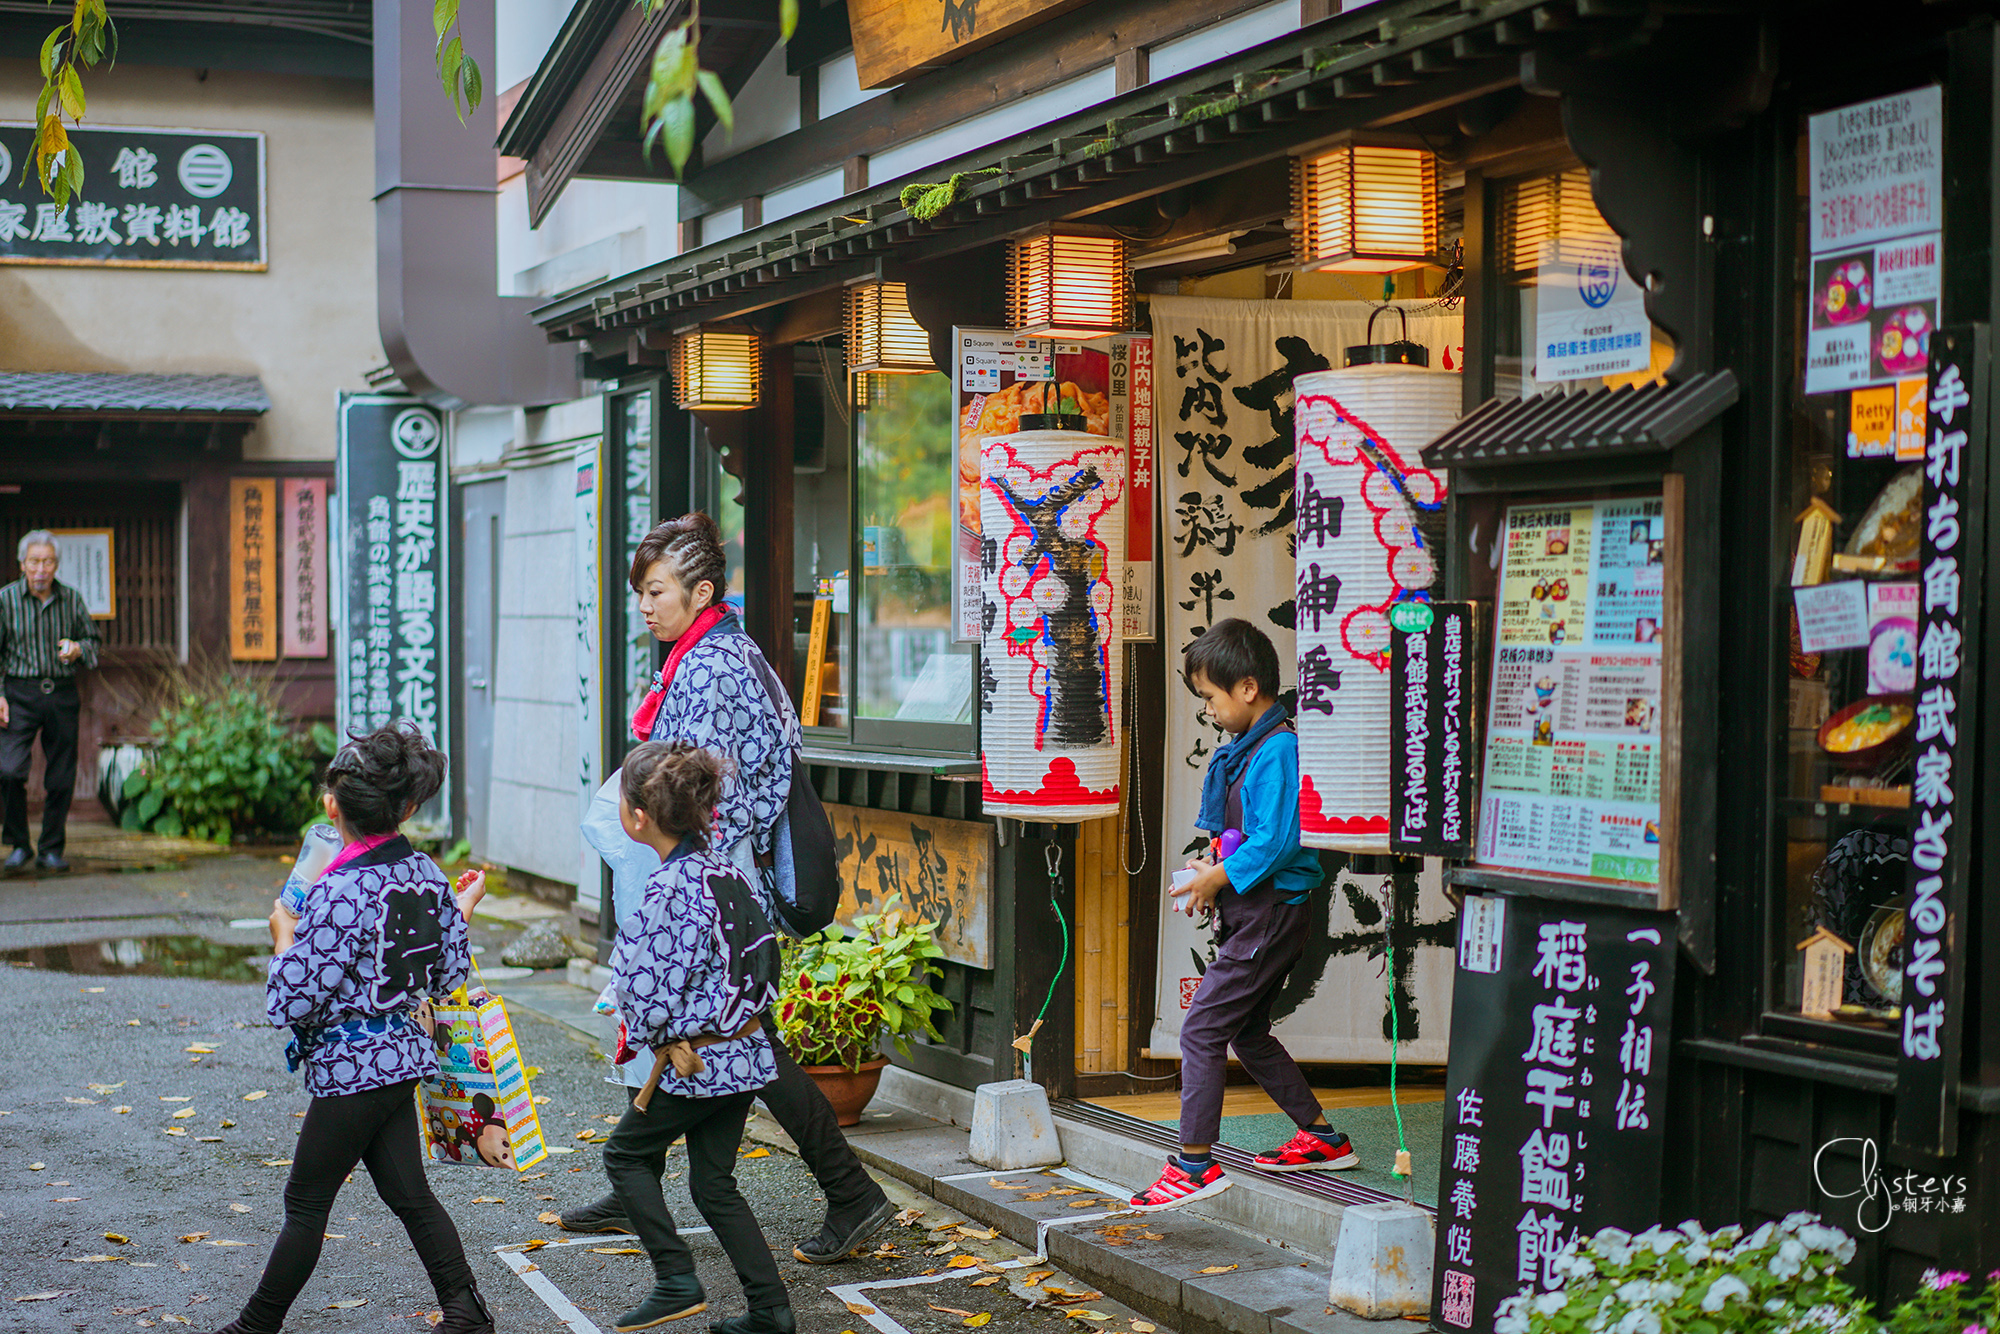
xmin=1 ymin=935 xmax=269 ymax=982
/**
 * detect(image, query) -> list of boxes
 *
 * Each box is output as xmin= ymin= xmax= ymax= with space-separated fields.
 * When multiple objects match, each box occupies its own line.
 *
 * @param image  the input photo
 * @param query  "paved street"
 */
xmin=0 ymin=850 xmax=1168 ymax=1334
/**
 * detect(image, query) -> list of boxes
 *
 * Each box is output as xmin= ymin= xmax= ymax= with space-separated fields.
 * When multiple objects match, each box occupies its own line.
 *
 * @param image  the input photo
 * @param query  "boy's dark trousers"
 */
xmin=604 ymin=1088 xmax=788 ymax=1312
xmin=1178 ymin=887 xmax=1322 ymax=1147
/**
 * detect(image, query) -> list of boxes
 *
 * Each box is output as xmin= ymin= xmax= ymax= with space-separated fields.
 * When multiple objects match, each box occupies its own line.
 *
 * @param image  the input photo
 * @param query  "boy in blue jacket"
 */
xmin=1133 ymin=618 xmax=1359 ymax=1210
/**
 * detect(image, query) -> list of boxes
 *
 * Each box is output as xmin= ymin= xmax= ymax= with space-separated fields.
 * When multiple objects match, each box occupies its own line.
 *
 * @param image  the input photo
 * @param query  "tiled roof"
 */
xmin=0 ymin=372 xmax=271 ymax=417
xmin=1421 ymin=372 xmax=1740 ymax=468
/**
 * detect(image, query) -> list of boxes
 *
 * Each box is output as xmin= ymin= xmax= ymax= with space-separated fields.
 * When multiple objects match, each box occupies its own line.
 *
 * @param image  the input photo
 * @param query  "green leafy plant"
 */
xmin=25 ymin=0 xmax=117 ymax=205
xmin=774 ymin=901 xmax=951 ymax=1071
xmin=640 ymin=0 xmax=798 ymax=178
xmin=1495 ymin=1214 xmax=1872 ymax=1334
xmin=433 ymin=0 xmax=482 ymax=123
xmin=1885 ymin=1269 xmax=2000 ymax=1334
xmin=119 ymin=663 xmax=336 ymax=845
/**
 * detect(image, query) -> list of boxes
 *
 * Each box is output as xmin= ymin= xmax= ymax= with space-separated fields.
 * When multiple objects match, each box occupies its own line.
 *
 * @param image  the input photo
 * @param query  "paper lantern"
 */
xmin=845 ymin=280 xmax=934 ymax=373
xmin=671 ymin=331 xmax=760 ymax=410
xmin=1497 ymin=166 xmax=1616 ymax=281
xmin=1292 ymin=364 xmax=1457 ymax=852
xmin=1006 ymin=229 xmax=1132 ymax=338
xmin=1292 ymin=138 xmax=1440 ymax=273
xmin=979 ymin=427 xmax=1126 ymax=821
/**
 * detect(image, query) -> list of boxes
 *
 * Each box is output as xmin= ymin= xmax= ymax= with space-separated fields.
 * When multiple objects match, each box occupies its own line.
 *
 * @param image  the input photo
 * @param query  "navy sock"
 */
xmin=1305 ymin=1123 xmax=1342 ymax=1144
xmin=1176 ymin=1150 xmax=1215 ymax=1175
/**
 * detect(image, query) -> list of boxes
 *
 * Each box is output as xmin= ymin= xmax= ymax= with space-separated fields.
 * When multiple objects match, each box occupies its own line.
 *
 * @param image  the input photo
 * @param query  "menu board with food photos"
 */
xmin=1476 ymin=498 xmax=1667 ymax=889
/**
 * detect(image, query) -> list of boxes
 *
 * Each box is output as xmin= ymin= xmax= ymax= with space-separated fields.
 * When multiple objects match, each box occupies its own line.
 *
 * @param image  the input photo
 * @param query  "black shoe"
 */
xmin=3 ymin=847 xmax=30 ymax=873
xmin=708 ymin=1309 xmax=795 ymax=1334
xmin=199 ymin=1321 xmax=272 ymax=1334
xmin=437 ymin=1283 xmax=495 ymax=1334
xmin=792 ymin=1194 xmax=895 ymax=1264
xmin=560 ymin=1192 xmax=635 ymax=1234
xmin=35 ymin=851 xmax=66 ymax=873
xmin=616 ymin=1274 xmax=708 ymax=1331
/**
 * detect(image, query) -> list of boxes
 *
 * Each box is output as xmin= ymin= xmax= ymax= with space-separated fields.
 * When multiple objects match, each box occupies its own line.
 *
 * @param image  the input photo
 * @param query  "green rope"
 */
xmin=1034 ymin=844 xmax=1071 ymax=1031
xmin=1387 ymin=890 xmax=1410 ymax=1176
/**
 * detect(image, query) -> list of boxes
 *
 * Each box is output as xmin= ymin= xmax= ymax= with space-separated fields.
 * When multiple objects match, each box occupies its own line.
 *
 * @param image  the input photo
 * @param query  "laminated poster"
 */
xmin=1476 ymin=499 xmax=1665 ymax=887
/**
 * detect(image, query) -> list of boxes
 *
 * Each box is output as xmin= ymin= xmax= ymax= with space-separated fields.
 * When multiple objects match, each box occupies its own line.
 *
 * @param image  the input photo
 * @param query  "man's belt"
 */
xmin=6 ymin=676 xmax=66 ymax=694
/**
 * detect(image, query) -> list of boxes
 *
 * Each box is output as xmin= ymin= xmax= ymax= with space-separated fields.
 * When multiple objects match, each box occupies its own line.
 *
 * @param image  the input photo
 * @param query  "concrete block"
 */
xmin=1325 ymin=1202 xmax=1433 ymax=1320
xmin=968 ymin=1080 xmax=1063 ymax=1169
xmin=1048 ymin=1213 xmax=1296 ymax=1329
xmin=565 ymin=958 xmax=611 ymax=990
xmin=845 ymin=1124 xmax=987 ymax=1194
xmin=1183 ymin=1262 xmax=1328 ymax=1334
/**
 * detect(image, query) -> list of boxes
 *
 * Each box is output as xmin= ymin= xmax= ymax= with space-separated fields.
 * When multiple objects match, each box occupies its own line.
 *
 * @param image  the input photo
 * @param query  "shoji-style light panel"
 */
xmin=1006 ymin=230 xmax=1131 ymax=337
xmin=1293 ymin=140 xmax=1441 ymax=273
xmin=1497 ymin=166 xmax=1617 ymax=279
xmin=671 ymin=331 xmax=761 ymax=410
xmin=845 ymin=280 xmax=934 ymax=373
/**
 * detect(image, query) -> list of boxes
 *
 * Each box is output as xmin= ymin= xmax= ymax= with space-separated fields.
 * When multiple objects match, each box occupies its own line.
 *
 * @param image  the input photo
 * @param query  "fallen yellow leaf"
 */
xmin=184 ymin=1045 xmax=217 ymax=1054
xmin=1065 ymin=1312 xmax=1112 ymax=1322
xmin=1131 ymin=1323 xmax=1157 ymax=1333
xmin=966 ymin=1315 xmax=993 ymax=1328
xmin=989 ymin=1178 xmax=1028 ymax=1190
xmin=1023 ymin=1271 xmax=1054 ymax=1285
xmin=743 ymin=1147 xmax=770 ymax=1159
xmin=104 ymin=1234 xmax=130 ymax=1244
xmin=323 ymin=1234 xmax=344 ymax=1240
xmin=928 ymin=1241 xmax=959 ymax=1256
xmin=206 ymin=1240 xmax=250 ymax=1247
xmin=947 ymin=1255 xmax=981 ymax=1269
xmin=87 ymin=1083 xmax=124 ymax=1094
xmin=68 ymin=1255 xmax=122 ymax=1263
xmin=928 ymin=1304 xmax=976 ymax=1317
xmin=63 ymin=1097 xmax=96 ymax=1105
xmin=970 ymin=1276 xmax=1001 ymax=1287
xmin=196 ymin=1136 xmax=223 ymax=1143
xmin=126 ymin=1019 xmax=141 ymax=1026
xmin=845 ymin=1304 xmax=876 ymax=1317
xmin=262 ymin=1159 xmax=292 ymax=1167
xmin=27 ymin=1163 xmax=44 ymax=1171
xmin=894 ymin=1208 xmax=925 ymax=1225
xmin=83 ymin=986 xmax=104 ymax=993
xmin=114 ymin=1106 xmax=132 ymax=1114
xmin=52 ymin=1197 xmax=81 ymax=1202
xmin=470 ymin=1197 xmax=504 ymax=1204
xmin=163 ymin=1127 xmax=187 ymax=1137
xmin=14 ymin=1291 xmax=74 ymax=1302
xmin=1198 ymin=1264 xmax=1238 ymax=1274
xmin=326 ymin=1300 xmax=367 ymax=1309
xmin=178 ymin=1234 xmax=209 ymax=1244
xmin=162 ymin=1317 xmax=193 ymax=1326
xmin=220 ymin=1120 xmax=236 ymax=1128
xmin=537 ymin=1212 xmax=562 ymax=1226
xmin=159 ymin=1097 xmax=190 ymax=1103
xmin=171 ymin=1107 xmax=198 ymax=1119
xmin=589 ymin=1247 xmax=644 ymax=1255
xmin=518 ymin=1240 xmax=548 ymax=1252
xmin=242 ymin=1091 xmax=269 ymax=1102
xmin=956 ymin=1225 xmax=999 ymax=1240
xmin=229 ymin=1204 xmax=251 ymax=1214
xmin=1066 ymin=1199 xmax=1106 ymax=1208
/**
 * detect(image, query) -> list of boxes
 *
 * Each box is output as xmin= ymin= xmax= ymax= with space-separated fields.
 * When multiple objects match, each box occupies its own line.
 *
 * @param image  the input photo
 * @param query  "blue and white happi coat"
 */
xmin=610 ymin=846 xmax=782 ymax=1099
xmin=265 ymin=836 xmax=471 ymax=1098
xmin=647 ymin=615 xmax=801 ymax=889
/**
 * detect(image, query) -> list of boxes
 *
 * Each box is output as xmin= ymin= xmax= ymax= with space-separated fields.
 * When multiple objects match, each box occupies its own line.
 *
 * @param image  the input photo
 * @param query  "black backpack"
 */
xmin=749 ymin=652 xmax=840 ymax=938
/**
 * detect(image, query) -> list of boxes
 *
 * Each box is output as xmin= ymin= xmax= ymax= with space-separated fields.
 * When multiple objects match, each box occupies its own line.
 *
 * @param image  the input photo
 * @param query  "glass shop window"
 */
xmin=1491 ymin=166 xmax=1674 ymax=398
xmin=794 ymin=344 xmax=851 ymax=729
xmin=853 ymin=370 xmax=977 ymax=745
xmin=1772 ymin=105 xmax=1933 ymax=1046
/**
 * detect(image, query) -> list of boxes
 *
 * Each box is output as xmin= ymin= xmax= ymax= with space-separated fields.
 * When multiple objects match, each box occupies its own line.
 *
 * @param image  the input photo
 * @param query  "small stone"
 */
xmin=502 ymin=920 xmax=585 ymax=969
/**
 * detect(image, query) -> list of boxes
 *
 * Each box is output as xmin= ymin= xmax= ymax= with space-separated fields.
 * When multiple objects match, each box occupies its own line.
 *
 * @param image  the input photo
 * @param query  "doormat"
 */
xmin=1152 ymin=1099 xmax=1444 ymax=1207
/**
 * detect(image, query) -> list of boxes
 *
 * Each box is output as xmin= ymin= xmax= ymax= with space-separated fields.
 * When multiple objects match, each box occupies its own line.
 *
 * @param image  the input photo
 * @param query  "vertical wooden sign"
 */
xmin=281 ymin=478 xmax=328 ymax=658
xmin=229 ymin=477 xmax=277 ymax=661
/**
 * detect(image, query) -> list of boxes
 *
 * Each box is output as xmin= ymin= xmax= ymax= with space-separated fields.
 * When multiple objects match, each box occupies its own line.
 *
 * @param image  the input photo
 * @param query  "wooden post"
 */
xmin=744 ymin=349 xmax=795 ymax=696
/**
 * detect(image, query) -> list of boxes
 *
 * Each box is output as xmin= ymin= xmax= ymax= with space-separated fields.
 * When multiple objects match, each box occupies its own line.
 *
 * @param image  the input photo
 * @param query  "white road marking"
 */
xmin=829 ymin=1259 xmax=1038 ymax=1334
xmin=933 ymin=1166 xmax=1049 ymax=1182
xmin=491 ymin=1231 xmax=712 ymax=1332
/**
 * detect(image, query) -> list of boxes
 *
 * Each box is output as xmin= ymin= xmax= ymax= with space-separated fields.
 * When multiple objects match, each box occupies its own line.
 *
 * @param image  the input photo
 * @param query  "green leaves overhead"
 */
xmin=25 ymin=0 xmax=115 ymax=205
xmin=433 ymin=0 xmax=483 ymax=122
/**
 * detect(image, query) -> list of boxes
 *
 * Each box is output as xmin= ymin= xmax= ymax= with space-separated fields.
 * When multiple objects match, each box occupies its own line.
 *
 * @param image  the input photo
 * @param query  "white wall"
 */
xmin=496 ymin=0 xmax=575 ymax=93
xmin=498 ymin=174 xmax=684 ymax=299
xmin=1147 ymin=0 xmax=1299 ymax=82
xmin=702 ymin=41 xmax=800 ymax=165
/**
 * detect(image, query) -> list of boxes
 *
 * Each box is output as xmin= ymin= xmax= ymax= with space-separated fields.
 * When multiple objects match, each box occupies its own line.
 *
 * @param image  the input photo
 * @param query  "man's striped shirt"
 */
xmin=0 ymin=579 xmax=100 ymax=678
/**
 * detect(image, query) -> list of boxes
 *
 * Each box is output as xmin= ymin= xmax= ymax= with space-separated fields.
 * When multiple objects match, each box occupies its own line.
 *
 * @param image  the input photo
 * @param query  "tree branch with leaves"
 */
xmin=26 ymin=0 xmax=117 ymax=207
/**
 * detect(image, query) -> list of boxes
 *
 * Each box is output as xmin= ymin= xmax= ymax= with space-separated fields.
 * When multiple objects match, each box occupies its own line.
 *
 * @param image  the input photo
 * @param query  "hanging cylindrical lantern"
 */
xmin=1291 ymin=322 xmax=1457 ymax=853
xmin=1292 ymin=137 xmax=1441 ymax=273
xmin=671 ymin=331 xmax=761 ymax=410
xmin=980 ymin=422 xmax=1126 ymax=821
xmin=845 ymin=280 xmax=934 ymax=373
xmin=1006 ymin=229 xmax=1132 ymax=338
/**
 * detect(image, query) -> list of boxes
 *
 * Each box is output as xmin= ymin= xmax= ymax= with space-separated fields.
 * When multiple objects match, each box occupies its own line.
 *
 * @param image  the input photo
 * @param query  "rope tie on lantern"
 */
xmin=899 ymin=168 xmax=1002 ymax=222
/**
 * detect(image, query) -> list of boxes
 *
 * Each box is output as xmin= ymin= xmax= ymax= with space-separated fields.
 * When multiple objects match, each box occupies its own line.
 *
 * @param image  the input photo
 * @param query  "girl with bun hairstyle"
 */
xmin=603 ymin=740 xmax=789 ymax=1333
xmin=203 ymin=722 xmax=495 ymax=1334
xmin=562 ymin=513 xmax=895 ymax=1265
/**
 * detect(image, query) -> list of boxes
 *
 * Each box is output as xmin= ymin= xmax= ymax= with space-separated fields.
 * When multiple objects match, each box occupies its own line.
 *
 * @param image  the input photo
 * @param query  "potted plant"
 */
xmin=774 ymin=903 xmax=951 ymax=1125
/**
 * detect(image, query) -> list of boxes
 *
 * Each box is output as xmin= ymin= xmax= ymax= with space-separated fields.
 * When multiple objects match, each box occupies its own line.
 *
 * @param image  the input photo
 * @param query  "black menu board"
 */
xmin=1432 ymin=894 xmax=1676 ymax=1332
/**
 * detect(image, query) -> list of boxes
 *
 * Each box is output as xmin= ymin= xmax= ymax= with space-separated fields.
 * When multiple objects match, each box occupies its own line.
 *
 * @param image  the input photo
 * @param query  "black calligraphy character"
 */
xmin=1235 ymin=335 xmax=1332 ymax=535
xmin=1177 ymin=569 xmax=1235 ymax=624
xmin=838 ymin=818 xmax=879 ymax=912
xmin=940 ymin=0 xmax=977 ymax=41
xmin=1180 ymin=380 xmax=1228 ymax=428
xmin=994 ymin=467 xmax=1112 ymax=745
xmin=872 ymin=847 xmax=909 ymax=918
xmin=1306 ymin=869 xmax=1457 ymax=1038
xmin=1174 ymin=431 xmax=1237 ymax=487
xmin=1174 ymin=330 xmax=1231 ymax=384
xmin=980 ymin=535 xmax=998 ymax=577
xmin=907 ymin=825 xmax=955 ymax=942
xmin=1298 ymin=645 xmax=1342 ymax=714
xmin=979 ymin=656 xmax=997 ymax=715
xmin=1174 ymin=491 xmax=1244 ymax=558
xmin=982 ymin=597 xmax=997 ymax=636
xmin=373 ymin=880 xmax=443 ymax=1009
xmin=1295 ymin=471 xmax=1344 ymax=549
xmin=1296 ymin=563 xmax=1343 ymax=633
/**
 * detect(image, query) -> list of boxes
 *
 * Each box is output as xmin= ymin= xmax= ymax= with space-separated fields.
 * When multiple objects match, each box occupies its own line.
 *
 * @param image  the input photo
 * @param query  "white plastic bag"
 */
xmin=579 ymin=770 xmax=660 ymax=933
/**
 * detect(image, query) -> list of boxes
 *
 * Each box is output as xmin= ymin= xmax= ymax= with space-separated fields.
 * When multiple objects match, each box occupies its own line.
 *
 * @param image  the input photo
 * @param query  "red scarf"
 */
xmin=630 ymin=605 xmax=729 ymax=741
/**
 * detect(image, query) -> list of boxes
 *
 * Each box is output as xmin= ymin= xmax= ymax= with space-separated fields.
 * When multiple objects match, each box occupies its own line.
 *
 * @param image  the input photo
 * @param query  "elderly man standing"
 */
xmin=0 ymin=531 xmax=99 ymax=873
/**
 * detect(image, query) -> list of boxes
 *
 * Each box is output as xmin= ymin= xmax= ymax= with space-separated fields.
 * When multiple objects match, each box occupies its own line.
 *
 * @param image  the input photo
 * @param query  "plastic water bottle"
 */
xmin=279 ymin=824 xmax=343 ymax=917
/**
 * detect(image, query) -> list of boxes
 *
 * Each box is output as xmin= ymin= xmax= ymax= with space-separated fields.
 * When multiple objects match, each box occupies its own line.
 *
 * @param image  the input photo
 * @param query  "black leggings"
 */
xmin=236 ymin=1079 xmax=475 ymax=1332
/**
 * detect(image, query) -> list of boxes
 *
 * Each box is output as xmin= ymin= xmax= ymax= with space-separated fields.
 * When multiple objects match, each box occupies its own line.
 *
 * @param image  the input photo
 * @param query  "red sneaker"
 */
xmin=1252 ymin=1128 xmax=1360 ymax=1173
xmin=1130 ymin=1158 xmax=1231 ymax=1210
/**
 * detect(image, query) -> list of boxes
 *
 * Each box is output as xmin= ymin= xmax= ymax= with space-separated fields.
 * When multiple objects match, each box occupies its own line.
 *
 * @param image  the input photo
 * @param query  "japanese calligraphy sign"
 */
xmin=280 ymin=479 xmax=328 ymax=659
xmin=1392 ymin=602 xmax=1485 ymax=856
xmin=0 ymin=124 xmax=264 ymax=270
xmin=827 ymin=803 xmax=994 ymax=968
xmin=1292 ymin=364 xmax=1455 ymax=853
xmin=1150 ymin=295 xmax=1459 ymax=1064
xmin=337 ymin=395 xmax=449 ymax=834
xmin=576 ymin=442 xmax=604 ymax=902
xmin=47 ymin=528 xmax=113 ymax=618
xmin=1476 ymin=498 xmax=1668 ymax=892
xmin=1432 ymin=896 xmax=1675 ymax=1332
xmin=1892 ymin=325 xmax=1985 ymax=1158
xmin=979 ymin=427 xmax=1125 ymax=821
xmin=229 ymin=478 xmax=277 ymax=661
xmin=1110 ymin=335 xmax=1158 ymax=642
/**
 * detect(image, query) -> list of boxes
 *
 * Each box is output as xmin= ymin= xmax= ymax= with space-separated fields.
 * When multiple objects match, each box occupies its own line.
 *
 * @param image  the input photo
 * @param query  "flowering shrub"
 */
xmin=1494 ymin=1213 xmax=1872 ymax=1334
xmin=1885 ymin=1269 xmax=2000 ymax=1334
xmin=773 ymin=903 xmax=951 ymax=1071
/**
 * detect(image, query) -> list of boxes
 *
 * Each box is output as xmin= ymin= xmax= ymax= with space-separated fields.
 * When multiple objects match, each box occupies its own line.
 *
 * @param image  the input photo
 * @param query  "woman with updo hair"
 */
xmin=562 ymin=513 xmax=895 ymax=1265
xmin=204 ymin=722 xmax=495 ymax=1334
xmin=600 ymin=740 xmax=790 ymax=1332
